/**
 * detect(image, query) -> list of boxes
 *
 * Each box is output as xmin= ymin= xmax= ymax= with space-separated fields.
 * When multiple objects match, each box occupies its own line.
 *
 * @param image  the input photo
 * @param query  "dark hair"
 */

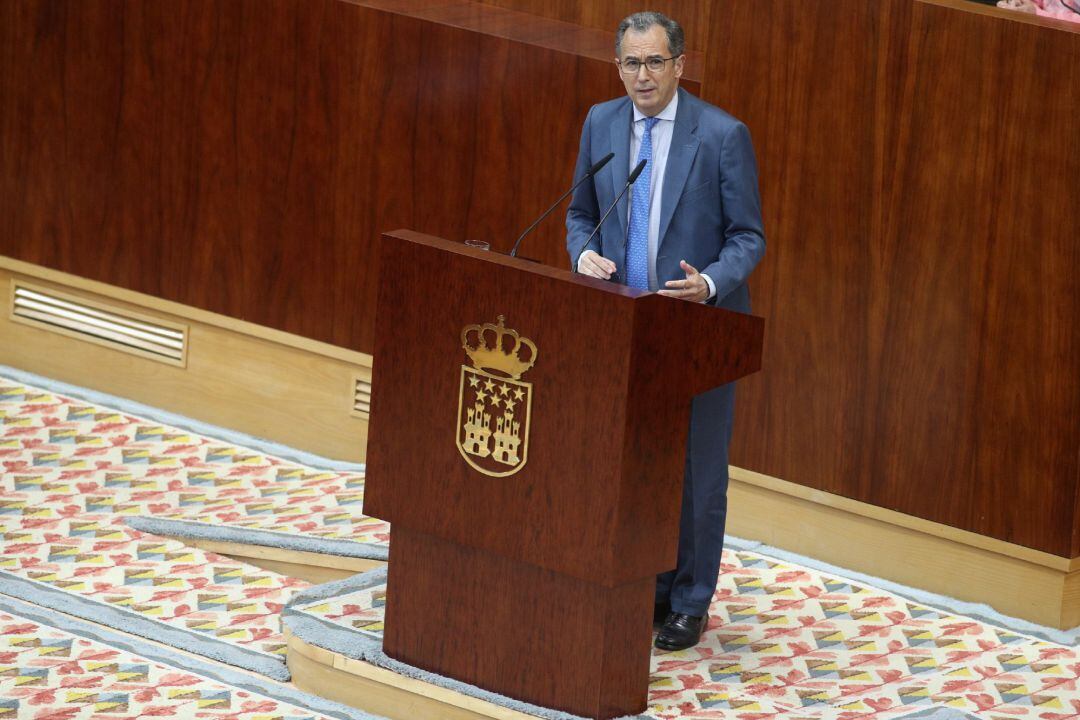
xmin=615 ymin=12 xmax=685 ymax=58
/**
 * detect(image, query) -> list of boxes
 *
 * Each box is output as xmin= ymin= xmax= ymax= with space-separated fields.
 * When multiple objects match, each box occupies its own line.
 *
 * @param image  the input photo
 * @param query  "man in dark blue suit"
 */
xmin=566 ymin=11 xmax=765 ymax=651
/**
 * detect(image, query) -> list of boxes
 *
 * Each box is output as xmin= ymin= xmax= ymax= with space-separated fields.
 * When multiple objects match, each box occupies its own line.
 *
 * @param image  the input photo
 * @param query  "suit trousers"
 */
xmin=655 ymin=381 xmax=736 ymax=617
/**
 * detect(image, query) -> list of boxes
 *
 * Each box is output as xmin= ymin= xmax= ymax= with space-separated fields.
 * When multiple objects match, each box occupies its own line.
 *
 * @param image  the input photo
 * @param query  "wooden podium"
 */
xmin=363 ymin=230 xmax=764 ymax=719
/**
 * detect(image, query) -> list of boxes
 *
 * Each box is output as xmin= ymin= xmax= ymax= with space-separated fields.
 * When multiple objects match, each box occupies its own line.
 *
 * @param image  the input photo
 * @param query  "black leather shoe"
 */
xmin=653 ymin=602 xmax=671 ymax=629
xmin=655 ymin=612 xmax=709 ymax=651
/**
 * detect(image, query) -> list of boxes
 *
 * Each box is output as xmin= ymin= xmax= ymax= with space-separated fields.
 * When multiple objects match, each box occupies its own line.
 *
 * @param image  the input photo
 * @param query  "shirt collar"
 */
xmin=633 ymin=90 xmax=679 ymax=124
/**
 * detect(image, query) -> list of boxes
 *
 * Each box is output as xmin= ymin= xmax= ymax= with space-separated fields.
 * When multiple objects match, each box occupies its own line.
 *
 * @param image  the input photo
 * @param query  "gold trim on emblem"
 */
xmin=456 ymin=316 xmax=536 ymax=477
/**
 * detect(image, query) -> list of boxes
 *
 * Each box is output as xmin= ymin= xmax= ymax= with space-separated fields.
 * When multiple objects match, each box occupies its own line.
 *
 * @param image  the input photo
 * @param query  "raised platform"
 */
xmin=281 ymin=555 xmax=1079 ymax=720
xmin=0 ymin=258 xmax=372 ymax=463
xmin=728 ymin=467 xmax=1079 ymax=629
xmin=177 ymin=537 xmax=385 ymax=585
xmin=286 ymin=628 xmax=534 ymax=720
xmin=5 ymin=256 xmax=1075 ymax=630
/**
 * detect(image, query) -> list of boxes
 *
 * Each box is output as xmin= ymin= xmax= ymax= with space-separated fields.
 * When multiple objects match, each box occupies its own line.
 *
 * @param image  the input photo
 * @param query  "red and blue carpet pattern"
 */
xmin=289 ymin=554 xmax=1079 ymax=720
xmin=0 ymin=374 xmax=385 ymax=679
xmin=0 ymin=512 xmax=304 ymax=664
xmin=0 ymin=380 xmax=388 ymax=549
xmin=4 ymin=370 xmax=1078 ymax=719
xmin=0 ymin=598 xmax=374 ymax=720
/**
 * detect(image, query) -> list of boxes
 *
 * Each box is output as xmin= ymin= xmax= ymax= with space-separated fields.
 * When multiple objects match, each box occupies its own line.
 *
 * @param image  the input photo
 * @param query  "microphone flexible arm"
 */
xmin=509 ymin=152 xmax=615 ymax=258
xmin=572 ymin=158 xmax=648 ymax=272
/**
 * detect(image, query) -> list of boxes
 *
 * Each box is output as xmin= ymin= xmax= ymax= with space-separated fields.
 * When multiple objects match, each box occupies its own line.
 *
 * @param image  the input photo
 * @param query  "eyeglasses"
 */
xmin=616 ymin=56 xmax=679 ymax=75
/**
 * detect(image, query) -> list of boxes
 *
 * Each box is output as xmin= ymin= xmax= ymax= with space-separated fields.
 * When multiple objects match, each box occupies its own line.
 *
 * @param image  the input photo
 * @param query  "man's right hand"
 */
xmin=578 ymin=250 xmax=617 ymax=280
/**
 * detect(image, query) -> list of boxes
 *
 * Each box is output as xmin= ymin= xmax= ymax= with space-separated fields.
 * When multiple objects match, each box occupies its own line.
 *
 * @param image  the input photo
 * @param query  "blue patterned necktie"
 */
xmin=626 ymin=116 xmax=659 ymax=290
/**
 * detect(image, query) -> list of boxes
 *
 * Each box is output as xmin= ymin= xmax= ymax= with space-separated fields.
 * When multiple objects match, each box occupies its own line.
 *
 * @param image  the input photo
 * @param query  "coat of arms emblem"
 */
xmin=457 ymin=316 xmax=537 ymax=477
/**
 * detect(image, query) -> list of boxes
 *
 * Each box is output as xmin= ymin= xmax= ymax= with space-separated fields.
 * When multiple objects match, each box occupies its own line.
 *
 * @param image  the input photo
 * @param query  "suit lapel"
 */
xmin=610 ymin=101 xmax=632 ymax=247
xmin=658 ymin=89 xmax=700 ymax=250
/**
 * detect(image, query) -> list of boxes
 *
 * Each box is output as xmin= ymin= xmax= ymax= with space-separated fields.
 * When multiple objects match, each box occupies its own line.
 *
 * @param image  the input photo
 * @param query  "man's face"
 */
xmin=617 ymin=25 xmax=684 ymax=117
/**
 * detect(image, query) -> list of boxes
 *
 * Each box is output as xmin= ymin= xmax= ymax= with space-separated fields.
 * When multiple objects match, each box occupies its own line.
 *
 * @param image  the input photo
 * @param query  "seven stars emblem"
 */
xmin=456 ymin=316 xmax=537 ymax=477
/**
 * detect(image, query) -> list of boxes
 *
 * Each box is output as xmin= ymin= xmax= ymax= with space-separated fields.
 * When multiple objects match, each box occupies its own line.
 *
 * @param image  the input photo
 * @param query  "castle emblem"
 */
xmin=457 ymin=316 xmax=537 ymax=477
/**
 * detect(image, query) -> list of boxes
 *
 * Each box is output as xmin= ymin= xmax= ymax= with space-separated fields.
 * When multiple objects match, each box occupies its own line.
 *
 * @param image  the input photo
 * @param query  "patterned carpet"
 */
xmin=0 ymin=381 xmax=389 ymax=550
xmin=3 ymin=369 xmax=1078 ymax=720
xmin=0 ymin=601 xmax=358 ymax=719
xmin=0 ymin=374 xmax=387 ymax=680
xmin=0 ymin=587 xmax=384 ymax=720
xmin=287 ymin=554 xmax=1079 ymax=720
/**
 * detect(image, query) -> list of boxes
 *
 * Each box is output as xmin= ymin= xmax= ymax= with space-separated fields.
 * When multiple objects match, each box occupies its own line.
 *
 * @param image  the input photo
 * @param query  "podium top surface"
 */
xmin=387 ymin=228 xmax=647 ymax=297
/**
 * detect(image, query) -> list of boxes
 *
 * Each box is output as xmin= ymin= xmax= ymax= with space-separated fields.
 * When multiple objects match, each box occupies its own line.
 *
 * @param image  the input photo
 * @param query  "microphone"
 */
xmin=509 ymin=152 xmax=614 ymax=258
xmin=572 ymin=158 xmax=647 ymax=273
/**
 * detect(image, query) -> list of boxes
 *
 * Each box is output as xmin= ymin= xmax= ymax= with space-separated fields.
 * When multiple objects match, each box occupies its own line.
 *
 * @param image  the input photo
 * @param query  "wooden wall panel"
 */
xmin=350 ymin=0 xmax=707 ymax=81
xmin=479 ymin=0 xmax=712 ymax=51
xmin=0 ymin=0 xmax=635 ymax=352
xmin=6 ymin=0 xmax=1078 ymax=558
xmin=704 ymin=0 xmax=1080 ymax=556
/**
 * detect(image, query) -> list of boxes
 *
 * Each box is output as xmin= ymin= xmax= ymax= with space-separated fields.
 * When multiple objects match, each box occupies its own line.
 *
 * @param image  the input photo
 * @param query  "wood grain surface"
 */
xmin=362 ymin=230 xmax=763 ymax=586
xmin=3 ymin=0 xmax=1078 ymax=558
xmin=703 ymin=0 xmax=1080 ymax=557
xmin=364 ymin=231 xmax=761 ymax=717
xmin=384 ymin=527 xmax=652 ymax=719
xmin=0 ymin=0 xmax=655 ymax=351
xmin=347 ymin=0 xmax=706 ymax=80
xmin=477 ymin=0 xmax=713 ymax=55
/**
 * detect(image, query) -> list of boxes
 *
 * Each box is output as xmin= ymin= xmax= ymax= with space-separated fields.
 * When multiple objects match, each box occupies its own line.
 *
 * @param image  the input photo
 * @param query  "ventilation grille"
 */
xmin=352 ymin=375 xmax=372 ymax=417
xmin=11 ymin=283 xmax=187 ymax=366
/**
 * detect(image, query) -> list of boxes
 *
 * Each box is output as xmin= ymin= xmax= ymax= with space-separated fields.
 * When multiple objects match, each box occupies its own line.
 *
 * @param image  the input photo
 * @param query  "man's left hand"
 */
xmin=659 ymin=260 xmax=709 ymax=302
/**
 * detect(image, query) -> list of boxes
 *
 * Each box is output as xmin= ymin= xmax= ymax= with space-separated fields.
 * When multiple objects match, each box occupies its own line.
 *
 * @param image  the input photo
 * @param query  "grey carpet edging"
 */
xmin=286 ymin=565 xmax=389 ymax=609
xmin=124 ymin=516 xmax=390 ymax=561
xmin=0 ymin=569 xmax=289 ymax=681
xmin=282 ymin=559 xmax=1047 ymax=720
xmin=892 ymin=707 xmax=982 ymax=720
xmin=0 ymin=592 xmax=388 ymax=720
xmin=724 ymin=536 xmax=1080 ymax=647
xmin=0 ymin=364 xmax=365 ymax=472
xmin=282 ymin=567 xmax=651 ymax=720
xmin=283 ymin=612 xmax=648 ymax=720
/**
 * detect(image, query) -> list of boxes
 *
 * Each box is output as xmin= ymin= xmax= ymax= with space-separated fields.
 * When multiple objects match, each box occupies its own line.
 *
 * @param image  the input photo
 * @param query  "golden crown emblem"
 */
xmin=461 ymin=316 xmax=537 ymax=379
